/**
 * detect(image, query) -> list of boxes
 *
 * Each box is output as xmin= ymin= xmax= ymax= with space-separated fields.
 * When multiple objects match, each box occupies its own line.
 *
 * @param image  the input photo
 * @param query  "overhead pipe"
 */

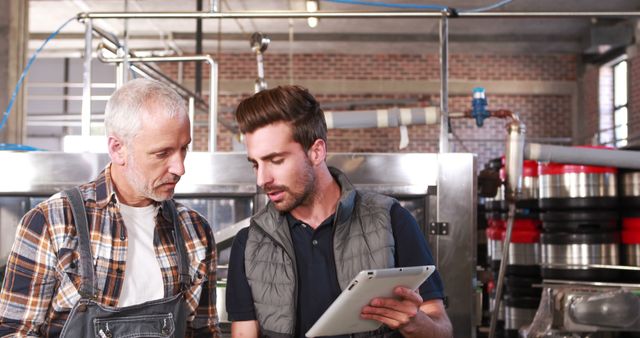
xmin=97 ymin=41 xmax=236 ymax=136
xmin=77 ymin=11 xmax=640 ymax=20
xmin=489 ymin=118 xmax=525 ymax=338
xmin=526 ymin=143 xmax=640 ymax=169
xmin=439 ymin=11 xmax=450 ymax=153
xmin=195 ymin=0 xmax=203 ymax=97
xmin=81 ymin=18 xmax=93 ymax=138
xmin=324 ymin=107 xmax=440 ymax=129
xmin=250 ymin=32 xmax=270 ymax=93
xmin=97 ymin=52 xmax=219 ymax=152
xmin=90 ymin=26 xmax=210 ymax=111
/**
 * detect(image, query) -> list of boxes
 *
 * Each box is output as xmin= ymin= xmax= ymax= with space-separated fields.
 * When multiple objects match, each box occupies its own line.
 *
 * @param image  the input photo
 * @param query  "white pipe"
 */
xmin=98 ymin=53 xmax=219 ymax=152
xmin=439 ymin=13 xmax=449 ymax=153
xmin=188 ymin=96 xmax=195 ymax=152
xmin=526 ymin=143 xmax=640 ymax=169
xmin=81 ymin=19 xmax=93 ymax=138
xmin=78 ymin=11 xmax=640 ymax=20
xmin=209 ymin=61 xmax=218 ymax=152
xmin=505 ymin=122 xmax=525 ymax=200
xmin=323 ymin=107 xmax=439 ymax=129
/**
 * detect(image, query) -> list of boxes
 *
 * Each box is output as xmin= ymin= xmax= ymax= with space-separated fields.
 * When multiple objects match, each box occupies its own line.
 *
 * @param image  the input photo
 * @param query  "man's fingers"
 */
xmin=394 ymin=286 xmax=423 ymax=304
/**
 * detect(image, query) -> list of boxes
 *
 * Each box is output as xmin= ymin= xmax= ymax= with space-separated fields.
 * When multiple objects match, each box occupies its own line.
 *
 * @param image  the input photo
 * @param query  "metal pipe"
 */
xmin=210 ymin=0 xmax=220 ymax=13
xmin=122 ymin=0 xmax=130 ymax=84
xmin=99 ymin=46 xmax=236 ymax=134
xmin=95 ymin=34 xmax=209 ymax=110
xmin=81 ymin=19 xmax=93 ymax=138
xmin=196 ymin=0 xmax=203 ymax=97
xmin=98 ymin=53 xmax=219 ymax=151
xmin=115 ymin=62 xmax=125 ymax=88
xmin=439 ymin=12 xmax=449 ymax=153
xmin=526 ymin=143 xmax=640 ymax=169
xmin=489 ymin=203 xmax=516 ymax=338
xmin=324 ymin=107 xmax=439 ymax=129
xmin=250 ymin=32 xmax=270 ymax=93
xmin=188 ymin=96 xmax=195 ymax=152
xmin=77 ymin=11 xmax=640 ymax=20
xmin=78 ymin=11 xmax=449 ymax=20
xmin=505 ymin=122 xmax=525 ymax=200
xmin=63 ymin=58 xmax=70 ymax=135
xmin=210 ymin=61 xmax=219 ymax=152
xmin=490 ymin=119 xmax=525 ymax=338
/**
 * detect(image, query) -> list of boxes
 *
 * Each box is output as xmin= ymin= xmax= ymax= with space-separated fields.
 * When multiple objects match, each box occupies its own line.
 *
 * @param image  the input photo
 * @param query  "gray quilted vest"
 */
xmin=244 ymin=167 xmax=400 ymax=338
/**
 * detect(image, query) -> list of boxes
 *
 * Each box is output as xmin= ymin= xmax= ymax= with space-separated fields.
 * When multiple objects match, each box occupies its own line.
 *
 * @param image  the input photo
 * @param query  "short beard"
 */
xmin=124 ymin=153 xmax=172 ymax=202
xmin=271 ymin=156 xmax=316 ymax=213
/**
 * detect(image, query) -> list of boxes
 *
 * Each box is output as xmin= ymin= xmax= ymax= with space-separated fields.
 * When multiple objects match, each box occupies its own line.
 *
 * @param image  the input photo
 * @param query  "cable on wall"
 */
xmin=321 ymin=0 xmax=513 ymax=13
xmin=1 ymin=16 xmax=76 ymax=133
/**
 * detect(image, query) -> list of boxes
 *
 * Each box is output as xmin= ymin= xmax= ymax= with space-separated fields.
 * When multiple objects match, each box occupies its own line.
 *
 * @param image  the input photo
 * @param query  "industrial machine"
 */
xmin=0 ymin=151 xmax=478 ymax=337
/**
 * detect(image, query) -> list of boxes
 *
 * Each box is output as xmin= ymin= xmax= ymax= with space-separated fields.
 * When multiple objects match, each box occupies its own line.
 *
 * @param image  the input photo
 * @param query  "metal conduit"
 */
xmin=77 ymin=9 xmax=640 ymax=154
xmin=324 ymin=107 xmax=439 ymax=129
xmin=96 ymin=37 xmax=236 ymax=135
xmin=91 ymin=26 xmax=208 ymax=109
xmin=439 ymin=12 xmax=449 ymax=153
xmin=77 ymin=11 xmax=640 ymax=20
xmin=97 ymin=53 xmax=219 ymax=152
xmin=526 ymin=143 xmax=640 ymax=170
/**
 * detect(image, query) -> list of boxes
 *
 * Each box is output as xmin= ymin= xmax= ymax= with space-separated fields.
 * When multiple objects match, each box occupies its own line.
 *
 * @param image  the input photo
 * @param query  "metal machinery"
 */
xmin=0 ymin=151 xmax=477 ymax=337
xmin=8 ymin=6 xmax=640 ymax=338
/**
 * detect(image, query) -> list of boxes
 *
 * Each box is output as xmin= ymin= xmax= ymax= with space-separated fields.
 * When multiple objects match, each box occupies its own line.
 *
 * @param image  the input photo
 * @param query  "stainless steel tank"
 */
xmin=541 ymin=232 xmax=620 ymax=281
xmin=538 ymin=162 xmax=617 ymax=209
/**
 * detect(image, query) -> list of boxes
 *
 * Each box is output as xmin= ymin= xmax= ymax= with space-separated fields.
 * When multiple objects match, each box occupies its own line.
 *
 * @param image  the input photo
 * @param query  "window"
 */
xmin=613 ymin=60 xmax=628 ymax=147
xmin=598 ymin=56 xmax=628 ymax=147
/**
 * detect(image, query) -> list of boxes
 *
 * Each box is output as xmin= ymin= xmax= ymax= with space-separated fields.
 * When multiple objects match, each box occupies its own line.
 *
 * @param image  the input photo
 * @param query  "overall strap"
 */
xmin=63 ymin=187 xmax=98 ymax=299
xmin=163 ymin=200 xmax=191 ymax=291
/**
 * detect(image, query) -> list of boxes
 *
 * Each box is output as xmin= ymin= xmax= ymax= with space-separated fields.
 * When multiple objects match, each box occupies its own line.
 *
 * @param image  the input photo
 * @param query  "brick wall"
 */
xmin=158 ymin=52 xmax=576 ymax=167
xmin=161 ymin=53 xmax=576 ymax=82
xmin=579 ymin=64 xmax=601 ymax=145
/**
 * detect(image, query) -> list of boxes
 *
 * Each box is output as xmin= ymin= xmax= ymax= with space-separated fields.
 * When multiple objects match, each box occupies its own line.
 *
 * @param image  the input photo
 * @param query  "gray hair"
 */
xmin=105 ymin=78 xmax=187 ymax=143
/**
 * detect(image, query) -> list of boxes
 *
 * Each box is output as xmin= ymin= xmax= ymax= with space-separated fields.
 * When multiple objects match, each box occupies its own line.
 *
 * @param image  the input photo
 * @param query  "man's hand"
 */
xmin=231 ymin=320 xmax=259 ymax=338
xmin=361 ymin=287 xmax=452 ymax=338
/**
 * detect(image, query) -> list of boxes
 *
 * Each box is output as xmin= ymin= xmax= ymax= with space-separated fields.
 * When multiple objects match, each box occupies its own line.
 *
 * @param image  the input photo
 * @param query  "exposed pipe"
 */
xmin=439 ymin=11 xmax=449 ymax=153
xmin=324 ymin=107 xmax=439 ymax=129
xmin=489 ymin=119 xmax=526 ymax=338
xmin=210 ymin=0 xmax=220 ymax=13
xmin=98 ymin=53 xmax=219 ymax=152
xmin=250 ymin=32 xmax=270 ymax=93
xmin=91 ymin=26 xmax=206 ymax=108
xmin=188 ymin=96 xmax=195 ymax=152
xmin=81 ymin=18 xmax=93 ymax=138
xmin=526 ymin=143 xmax=640 ymax=169
xmin=77 ymin=11 xmax=640 ymax=20
xmin=196 ymin=0 xmax=203 ymax=97
xmin=122 ymin=0 xmax=130 ymax=84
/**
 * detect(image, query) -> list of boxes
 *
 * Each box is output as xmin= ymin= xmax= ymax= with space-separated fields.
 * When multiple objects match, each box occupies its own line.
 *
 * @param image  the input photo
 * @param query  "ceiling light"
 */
xmin=306 ymin=0 xmax=318 ymax=12
xmin=306 ymin=0 xmax=319 ymax=28
xmin=307 ymin=17 xmax=319 ymax=28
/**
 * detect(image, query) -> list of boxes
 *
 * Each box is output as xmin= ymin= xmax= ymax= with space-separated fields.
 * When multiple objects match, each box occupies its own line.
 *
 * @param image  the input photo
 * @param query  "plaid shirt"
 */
xmin=0 ymin=165 xmax=220 ymax=337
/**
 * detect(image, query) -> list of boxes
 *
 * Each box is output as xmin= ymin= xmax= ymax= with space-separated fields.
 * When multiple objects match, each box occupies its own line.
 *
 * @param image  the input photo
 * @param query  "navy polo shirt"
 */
xmin=226 ymin=203 xmax=445 ymax=338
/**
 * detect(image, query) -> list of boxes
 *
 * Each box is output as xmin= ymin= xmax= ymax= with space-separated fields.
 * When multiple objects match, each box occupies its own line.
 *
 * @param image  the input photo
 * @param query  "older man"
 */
xmin=0 ymin=79 xmax=220 ymax=337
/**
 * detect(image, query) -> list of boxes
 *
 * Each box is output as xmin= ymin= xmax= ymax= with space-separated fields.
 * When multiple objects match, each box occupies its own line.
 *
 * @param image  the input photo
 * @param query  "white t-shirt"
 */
xmin=117 ymin=203 xmax=164 ymax=307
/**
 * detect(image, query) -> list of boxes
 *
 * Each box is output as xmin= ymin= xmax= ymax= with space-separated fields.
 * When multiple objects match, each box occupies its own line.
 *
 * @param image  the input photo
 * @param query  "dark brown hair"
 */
xmin=235 ymin=85 xmax=327 ymax=152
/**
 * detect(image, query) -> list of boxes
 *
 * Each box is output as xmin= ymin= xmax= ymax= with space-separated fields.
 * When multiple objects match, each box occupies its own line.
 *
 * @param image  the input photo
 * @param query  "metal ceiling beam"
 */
xmin=77 ymin=11 xmax=640 ymax=20
xmin=31 ymin=32 xmax=581 ymax=43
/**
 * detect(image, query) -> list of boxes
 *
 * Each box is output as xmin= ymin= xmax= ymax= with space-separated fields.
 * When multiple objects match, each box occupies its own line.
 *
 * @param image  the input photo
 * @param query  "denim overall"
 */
xmin=59 ymin=188 xmax=190 ymax=338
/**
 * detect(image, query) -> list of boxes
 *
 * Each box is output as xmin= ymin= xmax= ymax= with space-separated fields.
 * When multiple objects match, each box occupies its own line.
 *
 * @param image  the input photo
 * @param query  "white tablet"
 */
xmin=305 ymin=265 xmax=435 ymax=337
